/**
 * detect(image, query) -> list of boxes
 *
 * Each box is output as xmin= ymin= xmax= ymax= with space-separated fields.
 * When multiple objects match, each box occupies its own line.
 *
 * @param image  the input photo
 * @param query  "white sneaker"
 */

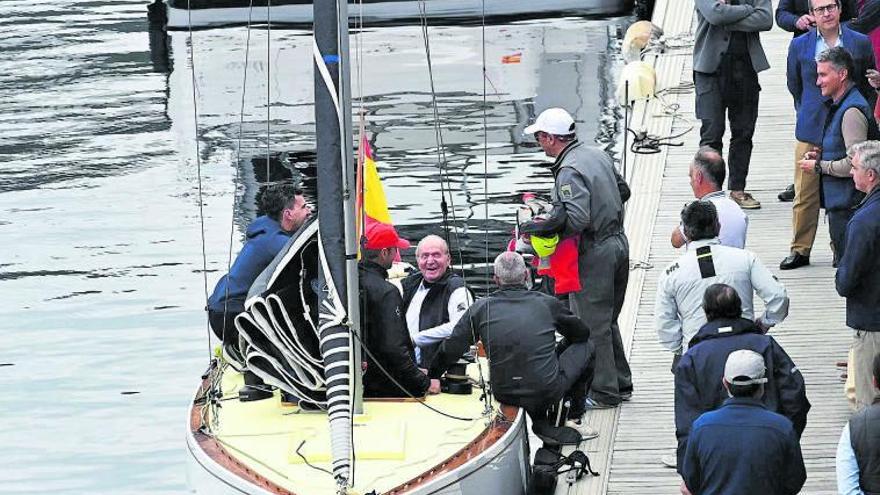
xmin=564 ymin=419 xmax=600 ymax=440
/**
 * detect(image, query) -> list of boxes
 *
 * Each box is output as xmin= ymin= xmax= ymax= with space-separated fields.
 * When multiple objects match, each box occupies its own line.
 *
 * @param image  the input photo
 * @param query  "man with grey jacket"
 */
xmin=694 ymin=0 xmax=773 ymax=210
xmin=521 ymin=107 xmax=632 ymax=409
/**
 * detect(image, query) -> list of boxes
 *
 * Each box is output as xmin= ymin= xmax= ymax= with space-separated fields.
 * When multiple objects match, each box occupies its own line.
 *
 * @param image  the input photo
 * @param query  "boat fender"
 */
xmin=621 ymin=20 xmax=663 ymax=63
xmin=616 ymin=61 xmax=656 ymax=105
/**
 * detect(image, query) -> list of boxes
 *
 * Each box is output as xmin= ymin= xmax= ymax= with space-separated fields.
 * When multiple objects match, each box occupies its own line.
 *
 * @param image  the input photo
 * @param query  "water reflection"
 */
xmin=0 ymin=1 xmax=629 ymax=491
xmin=164 ymin=17 xmax=629 ymax=290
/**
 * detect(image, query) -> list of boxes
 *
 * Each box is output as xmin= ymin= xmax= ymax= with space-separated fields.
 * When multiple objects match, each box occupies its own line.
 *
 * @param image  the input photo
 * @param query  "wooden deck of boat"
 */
xmin=552 ymin=1 xmax=855 ymax=493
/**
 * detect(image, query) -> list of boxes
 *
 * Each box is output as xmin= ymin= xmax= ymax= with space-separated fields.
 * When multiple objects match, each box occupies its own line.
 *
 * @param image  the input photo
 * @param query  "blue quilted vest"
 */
xmin=821 ymin=85 xmax=872 ymax=211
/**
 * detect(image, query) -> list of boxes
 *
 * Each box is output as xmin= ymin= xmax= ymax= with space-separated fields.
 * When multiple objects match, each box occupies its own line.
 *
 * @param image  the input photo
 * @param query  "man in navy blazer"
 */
xmin=780 ymin=0 xmax=877 ymax=271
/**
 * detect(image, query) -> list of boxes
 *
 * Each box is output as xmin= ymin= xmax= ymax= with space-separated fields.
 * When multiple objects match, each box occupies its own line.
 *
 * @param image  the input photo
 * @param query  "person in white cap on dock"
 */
xmin=680 ymin=349 xmax=807 ymax=495
xmin=519 ymin=107 xmax=632 ymax=409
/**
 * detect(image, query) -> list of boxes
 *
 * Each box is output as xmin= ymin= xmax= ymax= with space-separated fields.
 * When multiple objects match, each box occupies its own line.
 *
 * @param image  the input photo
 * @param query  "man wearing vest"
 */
xmin=521 ymin=108 xmax=632 ymax=409
xmin=781 ymin=4 xmax=877 ymax=270
xmin=838 ymin=353 xmax=880 ymax=493
xmin=775 ymin=0 xmax=859 ymax=202
xmin=792 ymin=46 xmax=874 ymax=268
xmin=402 ymin=235 xmax=472 ymax=370
xmin=655 ymin=201 xmax=789 ymax=365
xmin=836 ymin=141 xmax=880 ymax=409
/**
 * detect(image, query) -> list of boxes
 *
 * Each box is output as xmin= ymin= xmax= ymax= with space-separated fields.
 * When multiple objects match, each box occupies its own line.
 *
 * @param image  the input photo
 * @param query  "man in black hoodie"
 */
xmin=673 ymin=283 xmax=810 ymax=472
xmin=359 ymin=223 xmax=441 ymax=398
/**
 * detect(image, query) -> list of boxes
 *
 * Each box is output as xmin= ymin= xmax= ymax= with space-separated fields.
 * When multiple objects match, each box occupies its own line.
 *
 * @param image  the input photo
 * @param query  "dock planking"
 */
xmin=554 ymin=0 xmax=854 ymax=493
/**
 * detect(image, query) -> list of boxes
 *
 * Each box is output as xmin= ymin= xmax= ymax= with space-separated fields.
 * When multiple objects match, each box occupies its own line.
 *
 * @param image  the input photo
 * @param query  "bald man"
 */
xmin=402 ymin=235 xmax=473 ymax=370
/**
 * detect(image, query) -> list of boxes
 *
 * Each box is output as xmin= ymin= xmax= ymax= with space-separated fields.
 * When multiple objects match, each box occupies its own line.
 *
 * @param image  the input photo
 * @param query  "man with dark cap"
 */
xmin=520 ymin=107 xmax=632 ymax=410
xmin=680 ymin=350 xmax=807 ymax=495
xmin=359 ymin=223 xmax=441 ymax=398
xmin=672 ymin=283 xmax=809 ymax=471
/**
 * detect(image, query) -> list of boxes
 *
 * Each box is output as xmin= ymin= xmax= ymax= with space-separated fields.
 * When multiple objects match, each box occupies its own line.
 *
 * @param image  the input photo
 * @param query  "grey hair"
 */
xmin=817 ymin=46 xmax=854 ymax=78
xmin=416 ymin=234 xmax=449 ymax=255
xmin=692 ymin=146 xmax=726 ymax=188
xmin=849 ymin=141 xmax=880 ymax=175
xmin=494 ymin=251 xmax=528 ymax=286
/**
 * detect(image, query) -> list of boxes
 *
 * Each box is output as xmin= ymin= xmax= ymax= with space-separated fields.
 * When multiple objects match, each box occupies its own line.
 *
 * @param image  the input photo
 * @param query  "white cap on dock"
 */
xmin=524 ymin=108 xmax=575 ymax=136
xmin=724 ymin=349 xmax=769 ymax=386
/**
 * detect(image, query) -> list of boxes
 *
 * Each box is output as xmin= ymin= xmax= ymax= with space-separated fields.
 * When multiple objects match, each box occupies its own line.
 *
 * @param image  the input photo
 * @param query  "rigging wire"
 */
xmin=416 ymin=0 xmax=453 ymax=248
xmin=477 ymin=0 xmax=494 ymax=406
xmin=415 ymin=0 xmax=492 ymax=414
xmin=214 ymin=0 xmax=258 ymax=410
xmin=266 ymin=0 xmax=272 ymax=183
xmin=186 ymin=0 xmax=212 ymax=365
xmin=349 ymin=326 xmax=480 ymax=422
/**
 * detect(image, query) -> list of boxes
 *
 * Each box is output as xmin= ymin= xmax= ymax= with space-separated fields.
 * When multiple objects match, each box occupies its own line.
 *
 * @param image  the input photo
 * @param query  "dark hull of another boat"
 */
xmin=165 ymin=0 xmax=633 ymax=29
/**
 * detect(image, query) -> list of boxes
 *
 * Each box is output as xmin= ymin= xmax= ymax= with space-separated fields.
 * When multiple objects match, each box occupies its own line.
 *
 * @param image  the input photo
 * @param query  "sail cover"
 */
xmin=235 ymin=218 xmax=329 ymax=408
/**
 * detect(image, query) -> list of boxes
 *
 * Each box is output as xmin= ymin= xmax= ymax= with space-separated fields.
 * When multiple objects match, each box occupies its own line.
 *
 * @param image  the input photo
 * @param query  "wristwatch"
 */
xmin=814 ymin=161 xmax=822 ymax=175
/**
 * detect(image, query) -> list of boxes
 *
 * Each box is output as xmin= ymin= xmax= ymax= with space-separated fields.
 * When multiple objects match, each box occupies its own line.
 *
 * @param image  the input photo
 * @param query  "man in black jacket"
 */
xmin=430 ymin=251 xmax=594 ymax=423
xmin=402 ymin=235 xmax=472 ymax=370
xmin=360 ymin=224 xmax=440 ymax=398
xmin=673 ymin=283 xmax=810 ymax=471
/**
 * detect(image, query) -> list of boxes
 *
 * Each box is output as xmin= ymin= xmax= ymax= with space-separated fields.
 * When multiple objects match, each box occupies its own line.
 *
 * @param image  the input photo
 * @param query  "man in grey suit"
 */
xmin=693 ymin=0 xmax=773 ymax=209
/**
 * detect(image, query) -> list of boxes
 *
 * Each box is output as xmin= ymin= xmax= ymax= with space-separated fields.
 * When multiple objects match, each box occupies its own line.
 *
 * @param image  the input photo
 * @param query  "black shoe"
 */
xmin=778 ymin=184 xmax=795 ymax=202
xmin=239 ymin=371 xmax=274 ymax=402
xmin=780 ymin=252 xmax=810 ymax=270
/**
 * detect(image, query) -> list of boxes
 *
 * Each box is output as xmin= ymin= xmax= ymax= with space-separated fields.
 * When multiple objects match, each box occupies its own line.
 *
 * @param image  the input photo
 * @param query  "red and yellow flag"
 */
xmin=356 ymin=132 xmax=398 ymax=258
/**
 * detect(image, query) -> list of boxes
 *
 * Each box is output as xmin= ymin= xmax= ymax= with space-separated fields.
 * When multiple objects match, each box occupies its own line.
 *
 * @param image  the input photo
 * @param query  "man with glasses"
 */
xmin=401 ymin=235 xmax=472 ymax=370
xmin=694 ymin=0 xmax=773 ymax=209
xmin=775 ymin=0 xmax=858 ymax=204
xmin=781 ymin=8 xmax=876 ymax=270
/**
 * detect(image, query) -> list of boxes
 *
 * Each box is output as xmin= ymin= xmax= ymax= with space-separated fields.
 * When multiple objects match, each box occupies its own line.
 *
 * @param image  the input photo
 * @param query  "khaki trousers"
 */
xmin=853 ymin=330 xmax=880 ymax=410
xmin=790 ymin=140 xmax=821 ymax=256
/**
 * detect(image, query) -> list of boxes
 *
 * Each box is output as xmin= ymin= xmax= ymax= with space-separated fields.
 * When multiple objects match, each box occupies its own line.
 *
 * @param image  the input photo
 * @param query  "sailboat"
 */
xmin=161 ymin=0 xmax=634 ymax=30
xmin=185 ymin=0 xmax=531 ymax=493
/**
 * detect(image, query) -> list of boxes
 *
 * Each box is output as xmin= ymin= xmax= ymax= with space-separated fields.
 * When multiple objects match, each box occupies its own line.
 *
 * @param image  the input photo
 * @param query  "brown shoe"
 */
xmin=730 ymin=191 xmax=761 ymax=209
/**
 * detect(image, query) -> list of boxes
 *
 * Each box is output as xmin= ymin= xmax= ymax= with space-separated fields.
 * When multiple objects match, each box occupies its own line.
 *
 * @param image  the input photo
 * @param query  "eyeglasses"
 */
xmin=812 ymin=3 xmax=838 ymax=15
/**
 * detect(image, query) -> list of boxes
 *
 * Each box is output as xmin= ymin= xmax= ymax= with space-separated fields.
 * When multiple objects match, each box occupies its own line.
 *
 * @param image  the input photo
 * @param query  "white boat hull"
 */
xmin=166 ymin=0 xmax=631 ymax=29
xmin=186 ymin=391 xmax=531 ymax=494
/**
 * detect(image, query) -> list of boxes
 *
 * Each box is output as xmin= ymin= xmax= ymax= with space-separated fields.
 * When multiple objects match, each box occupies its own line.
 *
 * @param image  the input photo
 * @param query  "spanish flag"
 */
xmin=356 ymin=133 xmax=397 ymax=257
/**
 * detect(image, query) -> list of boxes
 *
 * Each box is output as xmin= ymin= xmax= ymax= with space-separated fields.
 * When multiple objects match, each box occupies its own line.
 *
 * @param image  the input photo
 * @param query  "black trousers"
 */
xmin=828 ymin=209 xmax=855 ymax=262
xmin=499 ymin=340 xmax=595 ymax=419
xmin=694 ymin=55 xmax=760 ymax=192
xmin=570 ymin=234 xmax=632 ymax=405
xmin=208 ymin=309 xmax=240 ymax=346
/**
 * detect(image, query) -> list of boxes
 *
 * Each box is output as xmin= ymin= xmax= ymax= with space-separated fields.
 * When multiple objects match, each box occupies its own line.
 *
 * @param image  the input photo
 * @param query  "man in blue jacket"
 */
xmin=775 ymin=0 xmax=858 ymax=202
xmin=836 ymin=140 xmax=880 ymax=408
xmin=672 ymin=283 xmax=809 ymax=471
xmin=781 ymin=2 xmax=876 ymax=271
xmin=207 ymin=183 xmax=311 ymax=399
xmin=681 ymin=349 xmax=806 ymax=495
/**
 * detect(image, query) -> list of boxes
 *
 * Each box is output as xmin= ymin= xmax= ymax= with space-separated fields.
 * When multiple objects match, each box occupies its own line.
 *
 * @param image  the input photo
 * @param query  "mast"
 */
xmin=314 ymin=0 xmax=358 ymax=489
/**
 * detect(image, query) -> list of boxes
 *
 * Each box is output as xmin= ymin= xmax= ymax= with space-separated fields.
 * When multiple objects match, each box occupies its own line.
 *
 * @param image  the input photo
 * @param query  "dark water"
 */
xmin=0 ymin=1 xmax=630 ymax=492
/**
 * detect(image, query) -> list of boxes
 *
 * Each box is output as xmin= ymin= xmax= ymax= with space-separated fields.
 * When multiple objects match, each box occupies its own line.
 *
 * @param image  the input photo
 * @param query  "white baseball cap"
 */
xmin=524 ymin=108 xmax=576 ymax=136
xmin=724 ymin=349 xmax=769 ymax=386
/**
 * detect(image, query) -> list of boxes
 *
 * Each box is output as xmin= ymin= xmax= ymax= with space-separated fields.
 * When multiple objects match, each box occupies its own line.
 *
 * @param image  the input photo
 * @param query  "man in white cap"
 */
xmin=680 ymin=349 xmax=807 ymax=495
xmin=520 ymin=107 xmax=632 ymax=409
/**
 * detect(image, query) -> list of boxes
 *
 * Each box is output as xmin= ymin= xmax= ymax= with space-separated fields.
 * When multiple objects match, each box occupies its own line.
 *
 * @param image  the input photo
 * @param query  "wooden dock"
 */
xmin=554 ymin=1 xmax=855 ymax=493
